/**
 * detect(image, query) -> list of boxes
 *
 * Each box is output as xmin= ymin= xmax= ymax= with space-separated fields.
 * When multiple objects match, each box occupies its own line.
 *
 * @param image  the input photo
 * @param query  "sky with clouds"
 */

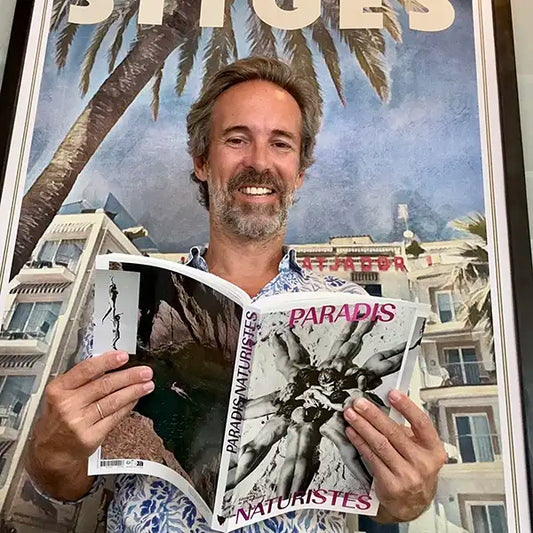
xmin=26 ymin=0 xmax=484 ymax=251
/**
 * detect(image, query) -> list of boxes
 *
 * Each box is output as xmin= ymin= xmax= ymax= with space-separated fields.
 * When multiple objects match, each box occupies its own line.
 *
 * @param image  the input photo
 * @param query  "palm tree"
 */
xmin=11 ymin=0 xmax=410 ymax=278
xmin=449 ymin=213 xmax=493 ymax=358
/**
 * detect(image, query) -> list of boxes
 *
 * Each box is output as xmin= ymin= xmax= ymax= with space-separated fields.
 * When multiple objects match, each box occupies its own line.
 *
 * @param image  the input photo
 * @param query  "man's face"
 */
xmin=194 ymin=80 xmax=304 ymax=240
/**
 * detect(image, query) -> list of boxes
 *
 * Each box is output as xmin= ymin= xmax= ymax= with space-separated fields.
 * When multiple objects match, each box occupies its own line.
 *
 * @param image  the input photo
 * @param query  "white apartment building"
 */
xmin=406 ymin=242 xmax=505 ymax=533
xmin=0 ymin=211 xmax=140 ymax=532
xmin=292 ymin=237 xmax=506 ymax=533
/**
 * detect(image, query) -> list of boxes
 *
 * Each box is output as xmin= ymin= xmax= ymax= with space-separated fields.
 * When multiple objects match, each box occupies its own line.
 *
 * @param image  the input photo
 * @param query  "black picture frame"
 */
xmin=0 ymin=0 xmax=531 ymax=530
xmin=491 ymin=0 xmax=533 ymax=517
xmin=0 ymin=0 xmax=35 ymax=195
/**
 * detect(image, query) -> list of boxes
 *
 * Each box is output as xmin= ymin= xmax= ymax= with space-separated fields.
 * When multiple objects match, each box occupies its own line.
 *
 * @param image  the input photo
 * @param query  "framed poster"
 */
xmin=0 ymin=0 xmax=35 ymax=194
xmin=0 ymin=1 xmax=531 ymax=532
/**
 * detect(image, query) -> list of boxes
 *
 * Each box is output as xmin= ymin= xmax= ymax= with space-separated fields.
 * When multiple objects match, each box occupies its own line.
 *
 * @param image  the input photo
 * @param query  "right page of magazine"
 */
xmin=221 ymin=294 xmax=429 ymax=531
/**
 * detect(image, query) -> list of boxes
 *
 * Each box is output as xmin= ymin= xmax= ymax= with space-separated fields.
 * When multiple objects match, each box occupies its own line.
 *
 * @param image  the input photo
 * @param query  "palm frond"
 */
xmin=282 ymin=29 xmax=322 ymax=108
xmin=451 ymin=213 xmax=487 ymax=242
xmin=383 ymin=0 xmax=402 ymax=43
xmin=55 ymin=21 xmax=79 ymax=69
xmin=396 ymin=0 xmax=427 ymax=12
xmin=202 ymin=0 xmax=238 ymax=90
xmin=448 ymin=212 xmax=493 ymax=356
xmin=459 ymin=284 xmax=491 ymax=328
xmin=108 ymin=0 xmax=140 ymax=73
xmin=175 ymin=24 xmax=202 ymax=96
xmin=51 ymin=0 xmax=78 ymax=32
xmin=311 ymin=19 xmax=345 ymax=105
xmin=79 ymin=13 xmax=120 ymax=96
xmin=449 ymin=263 xmax=469 ymax=291
xmin=246 ymin=0 xmax=277 ymax=58
xmin=460 ymin=244 xmax=489 ymax=264
xmin=151 ymin=63 xmax=164 ymax=121
xmin=342 ymin=29 xmax=389 ymax=102
xmin=323 ymin=3 xmax=390 ymax=102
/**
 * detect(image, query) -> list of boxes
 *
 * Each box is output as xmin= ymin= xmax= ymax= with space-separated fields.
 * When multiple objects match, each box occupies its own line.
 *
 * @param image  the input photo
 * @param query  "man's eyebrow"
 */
xmin=272 ymin=129 xmax=297 ymax=140
xmin=221 ymin=125 xmax=251 ymax=136
xmin=221 ymin=125 xmax=297 ymax=140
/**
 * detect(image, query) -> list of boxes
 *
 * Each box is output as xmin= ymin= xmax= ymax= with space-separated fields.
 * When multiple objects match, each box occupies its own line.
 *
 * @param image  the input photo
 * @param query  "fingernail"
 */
xmin=353 ymin=398 xmax=370 ymax=412
xmin=344 ymin=408 xmax=357 ymax=421
xmin=139 ymin=367 xmax=153 ymax=380
xmin=117 ymin=351 xmax=129 ymax=363
xmin=143 ymin=381 xmax=155 ymax=393
xmin=389 ymin=390 xmax=402 ymax=402
xmin=346 ymin=426 xmax=359 ymax=441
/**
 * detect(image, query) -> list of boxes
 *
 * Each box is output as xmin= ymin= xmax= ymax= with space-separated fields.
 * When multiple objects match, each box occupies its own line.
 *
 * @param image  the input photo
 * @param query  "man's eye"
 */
xmin=274 ymin=141 xmax=291 ymax=149
xmin=227 ymin=138 xmax=245 ymax=145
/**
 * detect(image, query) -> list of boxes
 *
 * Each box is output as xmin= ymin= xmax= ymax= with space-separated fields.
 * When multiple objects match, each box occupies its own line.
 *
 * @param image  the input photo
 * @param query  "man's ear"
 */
xmin=193 ymin=156 xmax=208 ymax=182
xmin=296 ymin=170 xmax=305 ymax=189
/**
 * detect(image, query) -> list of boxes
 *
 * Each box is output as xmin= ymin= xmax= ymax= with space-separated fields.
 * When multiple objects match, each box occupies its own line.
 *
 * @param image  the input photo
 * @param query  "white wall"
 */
xmin=511 ymin=0 xmax=533 ymax=236
xmin=0 ymin=0 xmax=18 ymax=87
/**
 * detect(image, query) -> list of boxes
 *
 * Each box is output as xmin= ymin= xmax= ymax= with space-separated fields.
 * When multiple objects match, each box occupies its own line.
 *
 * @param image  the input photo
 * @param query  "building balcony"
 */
xmin=420 ymin=361 xmax=497 ymax=403
xmin=0 ymin=330 xmax=50 ymax=355
xmin=0 ymin=426 xmax=19 ymax=441
xmin=0 ymin=408 xmax=25 ymax=441
xmin=423 ymin=319 xmax=469 ymax=338
xmin=16 ymin=259 xmax=76 ymax=284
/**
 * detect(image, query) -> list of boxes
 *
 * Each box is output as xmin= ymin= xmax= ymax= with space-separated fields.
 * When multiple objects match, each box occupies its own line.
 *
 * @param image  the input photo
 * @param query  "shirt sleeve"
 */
xmin=28 ymin=471 xmax=105 ymax=506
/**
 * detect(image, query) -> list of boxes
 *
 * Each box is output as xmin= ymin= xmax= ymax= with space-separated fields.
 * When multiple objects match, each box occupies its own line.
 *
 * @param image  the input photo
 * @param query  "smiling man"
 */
xmin=27 ymin=57 xmax=446 ymax=532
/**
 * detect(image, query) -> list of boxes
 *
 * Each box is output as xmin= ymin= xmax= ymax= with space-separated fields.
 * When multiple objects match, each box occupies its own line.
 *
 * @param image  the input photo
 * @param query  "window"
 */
xmin=455 ymin=414 xmax=494 ymax=463
xmin=5 ymin=302 xmax=61 ymax=339
xmin=470 ymin=503 xmax=507 ymax=533
xmin=36 ymin=239 xmax=85 ymax=271
xmin=445 ymin=347 xmax=480 ymax=385
xmin=363 ymin=284 xmax=382 ymax=297
xmin=0 ymin=376 xmax=35 ymax=431
xmin=436 ymin=290 xmax=462 ymax=323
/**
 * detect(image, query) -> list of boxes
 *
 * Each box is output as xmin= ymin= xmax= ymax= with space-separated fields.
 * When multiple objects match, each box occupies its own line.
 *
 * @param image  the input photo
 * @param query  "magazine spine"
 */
xmin=211 ymin=305 xmax=260 ymax=530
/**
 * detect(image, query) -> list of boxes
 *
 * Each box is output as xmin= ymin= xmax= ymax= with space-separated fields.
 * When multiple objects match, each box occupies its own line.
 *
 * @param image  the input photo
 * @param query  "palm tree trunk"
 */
xmin=10 ymin=7 xmax=198 ymax=279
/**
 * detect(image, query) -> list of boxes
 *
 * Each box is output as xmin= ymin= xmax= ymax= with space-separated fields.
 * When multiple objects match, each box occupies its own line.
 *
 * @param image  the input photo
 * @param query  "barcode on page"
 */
xmin=99 ymin=459 xmax=124 ymax=467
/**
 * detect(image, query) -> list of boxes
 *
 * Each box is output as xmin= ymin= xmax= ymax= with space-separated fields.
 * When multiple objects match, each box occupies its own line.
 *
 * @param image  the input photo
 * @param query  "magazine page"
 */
xmin=218 ymin=294 xmax=429 ymax=531
xmin=88 ymin=254 xmax=250 ymax=521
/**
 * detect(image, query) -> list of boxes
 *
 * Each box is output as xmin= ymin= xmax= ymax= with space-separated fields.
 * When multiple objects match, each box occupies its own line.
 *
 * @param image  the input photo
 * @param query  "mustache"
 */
xmin=227 ymin=168 xmax=287 ymax=194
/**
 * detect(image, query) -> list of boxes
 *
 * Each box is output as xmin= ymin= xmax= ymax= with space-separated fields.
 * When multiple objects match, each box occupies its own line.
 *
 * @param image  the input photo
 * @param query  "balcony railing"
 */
xmin=441 ymin=361 xmax=496 ymax=386
xmin=25 ymin=257 xmax=77 ymax=272
xmin=18 ymin=258 xmax=77 ymax=284
xmin=422 ymin=361 xmax=496 ymax=389
xmin=445 ymin=433 xmax=501 ymax=464
xmin=0 ymin=405 xmax=26 ymax=432
xmin=0 ymin=310 xmax=58 ymax=351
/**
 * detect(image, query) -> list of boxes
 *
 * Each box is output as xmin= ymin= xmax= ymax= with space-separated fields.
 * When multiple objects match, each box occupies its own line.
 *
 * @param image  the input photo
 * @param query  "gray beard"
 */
xmin=208 ymin=173 xmax=295 ymax=240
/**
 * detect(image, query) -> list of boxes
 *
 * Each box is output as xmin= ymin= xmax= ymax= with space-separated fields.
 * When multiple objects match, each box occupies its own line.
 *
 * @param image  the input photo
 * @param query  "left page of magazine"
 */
xmin=88 ymin=254 xmax=248 ymax=522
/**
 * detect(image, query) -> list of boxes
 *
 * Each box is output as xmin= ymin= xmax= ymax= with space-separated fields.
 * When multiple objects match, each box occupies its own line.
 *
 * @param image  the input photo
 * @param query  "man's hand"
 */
xmin=26 ymin=351 xmax=154 ymax=501
xmin=343 ymin=390 xmax=446 ymax=523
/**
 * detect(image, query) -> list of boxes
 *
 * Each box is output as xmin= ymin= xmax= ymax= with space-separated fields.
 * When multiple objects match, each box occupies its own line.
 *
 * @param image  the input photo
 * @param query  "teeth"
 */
xmin=241 ymin=186 xmax=273 ymax=196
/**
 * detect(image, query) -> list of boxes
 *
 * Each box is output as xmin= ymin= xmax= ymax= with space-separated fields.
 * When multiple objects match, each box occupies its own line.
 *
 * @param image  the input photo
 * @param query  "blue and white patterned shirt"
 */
xmin=58 ymin=247 xmax=367 ymax=533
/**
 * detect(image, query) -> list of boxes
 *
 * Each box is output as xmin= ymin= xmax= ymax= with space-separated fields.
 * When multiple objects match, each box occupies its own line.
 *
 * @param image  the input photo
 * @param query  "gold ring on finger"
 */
xmin=96 ymin=401 xmax=105 ymax=420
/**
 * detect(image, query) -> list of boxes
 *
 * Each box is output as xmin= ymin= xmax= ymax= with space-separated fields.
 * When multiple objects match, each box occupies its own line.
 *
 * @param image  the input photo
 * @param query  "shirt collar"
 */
xmin=186 ymin=245 xmax=304 ymax=275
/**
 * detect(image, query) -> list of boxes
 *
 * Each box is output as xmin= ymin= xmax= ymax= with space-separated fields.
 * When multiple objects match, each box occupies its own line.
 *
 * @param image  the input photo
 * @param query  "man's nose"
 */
xmin=245 ymin=142 xmax=272 ymax=172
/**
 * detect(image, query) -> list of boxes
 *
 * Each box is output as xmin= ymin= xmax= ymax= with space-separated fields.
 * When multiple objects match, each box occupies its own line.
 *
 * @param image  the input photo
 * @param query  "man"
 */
xmin=26 ymin=57 xmax=446 ymax=531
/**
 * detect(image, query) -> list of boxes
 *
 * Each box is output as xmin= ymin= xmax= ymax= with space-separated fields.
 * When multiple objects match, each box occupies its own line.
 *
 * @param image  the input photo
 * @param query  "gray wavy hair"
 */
xmin=186 ymin=57 xmax=323 ymax=209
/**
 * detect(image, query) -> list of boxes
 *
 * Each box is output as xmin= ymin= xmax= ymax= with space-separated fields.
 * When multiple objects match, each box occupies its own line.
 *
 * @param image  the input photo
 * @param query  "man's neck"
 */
xmin=204 ymin=224 xmax=286 ymax=298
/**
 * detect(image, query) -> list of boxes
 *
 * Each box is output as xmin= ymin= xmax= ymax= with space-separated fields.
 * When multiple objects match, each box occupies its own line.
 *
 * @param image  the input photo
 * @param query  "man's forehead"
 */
xmin=211 ymin=79 xmax=302 ymax=134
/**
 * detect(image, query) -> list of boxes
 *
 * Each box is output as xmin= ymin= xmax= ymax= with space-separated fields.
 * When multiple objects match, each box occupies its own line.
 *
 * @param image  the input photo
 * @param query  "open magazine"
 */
xmin=88 ymin=253 xmax=429 ymax=531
